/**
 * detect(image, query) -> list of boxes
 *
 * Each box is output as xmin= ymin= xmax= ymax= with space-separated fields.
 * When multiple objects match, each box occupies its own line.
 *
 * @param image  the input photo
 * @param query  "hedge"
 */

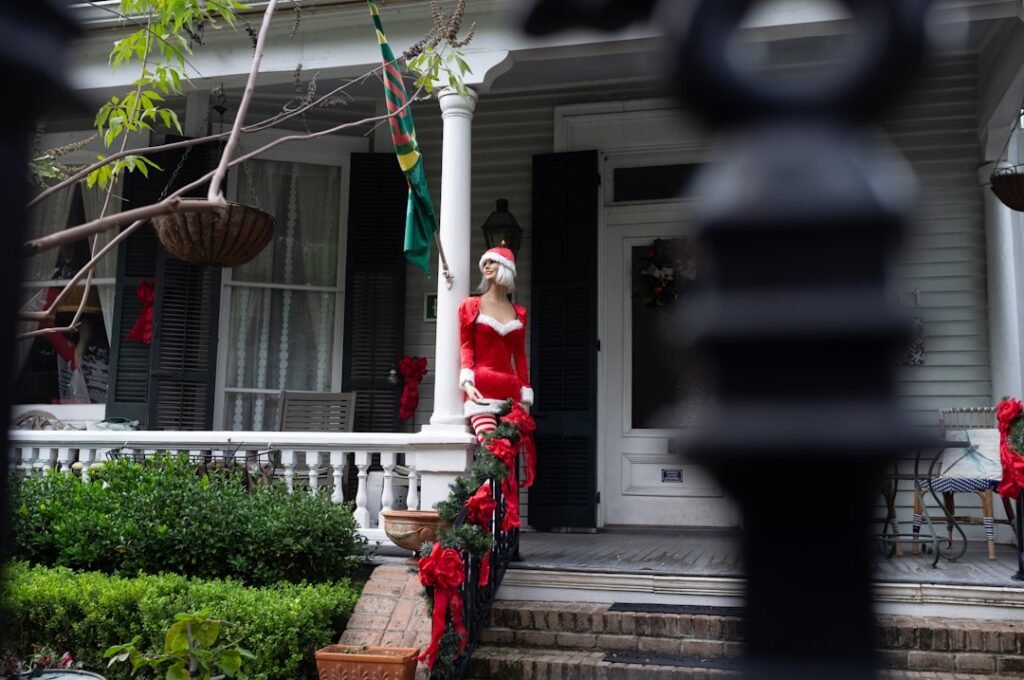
xmin=10 ymin=455 xmax=370 ymax=585
xmin=1 ymin=563 xmax=361 ymax=680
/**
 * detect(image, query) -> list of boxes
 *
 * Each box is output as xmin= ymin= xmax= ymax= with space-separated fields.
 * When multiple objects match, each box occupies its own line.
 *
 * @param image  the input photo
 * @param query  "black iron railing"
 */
xmin=429 ymin=476 xmax=519 ymax=680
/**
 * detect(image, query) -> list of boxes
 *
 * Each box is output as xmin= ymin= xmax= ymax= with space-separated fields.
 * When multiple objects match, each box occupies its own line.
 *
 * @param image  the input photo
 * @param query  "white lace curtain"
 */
xmin=225 ymin=159 xmax=341 ymax=430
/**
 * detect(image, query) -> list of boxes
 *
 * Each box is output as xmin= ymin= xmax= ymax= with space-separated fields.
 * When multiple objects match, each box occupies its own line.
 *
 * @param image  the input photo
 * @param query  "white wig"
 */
xmin=477 ymin=259 xmax=516 ymax=293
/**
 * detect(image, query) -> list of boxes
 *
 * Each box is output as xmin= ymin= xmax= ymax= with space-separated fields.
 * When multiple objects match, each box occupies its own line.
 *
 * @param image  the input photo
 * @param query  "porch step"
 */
xmin=464 ymin=601 xmax=1024 ymax=677
xmin=465 ymin=647 xmax=1023 ymax=680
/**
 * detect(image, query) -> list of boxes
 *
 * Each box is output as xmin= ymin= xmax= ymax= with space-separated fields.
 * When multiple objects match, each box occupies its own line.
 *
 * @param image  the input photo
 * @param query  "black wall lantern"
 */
xmin=480 ymin=199 xmax=523 ymax=255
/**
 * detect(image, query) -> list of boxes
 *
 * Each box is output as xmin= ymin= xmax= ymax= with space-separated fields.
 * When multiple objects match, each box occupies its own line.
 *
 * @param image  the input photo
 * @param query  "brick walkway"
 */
xmin=339 ymin=562 xmax=433 ymax=679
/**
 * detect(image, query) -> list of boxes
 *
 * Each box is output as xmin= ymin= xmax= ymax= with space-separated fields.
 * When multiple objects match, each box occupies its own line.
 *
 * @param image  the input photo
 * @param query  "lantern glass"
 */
xmin=481 ymin=199 xmax=522 ymax=255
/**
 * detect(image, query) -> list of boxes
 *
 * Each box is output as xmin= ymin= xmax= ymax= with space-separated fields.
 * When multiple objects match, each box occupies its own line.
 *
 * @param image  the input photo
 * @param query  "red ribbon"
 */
xmin=997 ymin=398 xmax=1024 ymax=499
xmin=417 ymin=542 xmax=467 ymax=668
xmin=398 ymin=356 xmax=428 ymax=421
xmin=466 ymin=483 xmax=498 ymax=586
xmin=502 ymin=404 xmax=537 ymax=488
xmin=127 ymin=279 xmax=156 ymax=345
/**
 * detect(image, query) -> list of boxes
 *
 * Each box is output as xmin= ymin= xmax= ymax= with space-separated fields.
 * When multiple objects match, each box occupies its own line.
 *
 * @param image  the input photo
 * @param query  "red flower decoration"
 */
xmin=997 ymin=397 xmax=1024 ymax=499
xmin=485 ymin=437 xmax=517 ymax=469
xmin=418 ymin=542 xmax=467 ymax=667
xmin=466 ymin=483 xmax=497 ymax=531
xmin=502 ymin=404 xmax=535 ymax=435
xmin=127 ymin=278 xmax=156 ymax=345
xmin=398 ymin=355 xmax=428 ymax=421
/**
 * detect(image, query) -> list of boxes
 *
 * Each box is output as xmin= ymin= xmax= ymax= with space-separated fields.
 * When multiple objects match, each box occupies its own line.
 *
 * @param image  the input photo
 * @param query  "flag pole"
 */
xmin=433 ymin=231 xmax=454 ymax=289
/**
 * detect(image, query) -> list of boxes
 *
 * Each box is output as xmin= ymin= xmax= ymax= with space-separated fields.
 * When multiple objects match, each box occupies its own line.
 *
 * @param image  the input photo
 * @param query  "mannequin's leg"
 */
xmin=470 ymin=414 xmax=497 ymax=441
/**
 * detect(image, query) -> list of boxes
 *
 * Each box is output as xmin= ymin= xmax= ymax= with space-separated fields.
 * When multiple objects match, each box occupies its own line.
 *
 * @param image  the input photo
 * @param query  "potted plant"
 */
xmin=380 ymin=509 xmax=448 ymax=554
xmin=314 ymin=644 xmax=417 ymax=680
xmin=104 ymin=611 xmax=254 ymax=680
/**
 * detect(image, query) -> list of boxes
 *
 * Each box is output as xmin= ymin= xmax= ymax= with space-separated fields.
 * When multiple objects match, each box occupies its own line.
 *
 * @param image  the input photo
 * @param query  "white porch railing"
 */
xmin=7 ymin=429 xmax=468 ymax=547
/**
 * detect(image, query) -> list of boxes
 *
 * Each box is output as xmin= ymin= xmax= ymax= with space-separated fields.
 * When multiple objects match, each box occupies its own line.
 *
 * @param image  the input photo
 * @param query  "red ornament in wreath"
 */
xmin=997 ymin=397 xmax=1024 ymax=499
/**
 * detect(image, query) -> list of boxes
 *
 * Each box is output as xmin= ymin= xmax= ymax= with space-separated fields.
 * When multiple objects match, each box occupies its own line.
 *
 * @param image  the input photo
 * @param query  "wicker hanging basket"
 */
xmin=990 ymin=165 xmax=1024 ymax=212
xmin=151 ymin=201 xmax=275 ymax=267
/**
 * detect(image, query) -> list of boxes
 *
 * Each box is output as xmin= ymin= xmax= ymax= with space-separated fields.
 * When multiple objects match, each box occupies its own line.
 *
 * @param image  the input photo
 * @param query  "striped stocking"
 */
xmin=470 ymin=414 xmax=497 ymax=442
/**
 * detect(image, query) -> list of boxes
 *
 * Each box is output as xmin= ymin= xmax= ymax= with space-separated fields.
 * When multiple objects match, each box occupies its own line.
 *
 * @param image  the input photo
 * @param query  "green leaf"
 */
xmin=164 ymin=620 xmax=190 ymax=653
xmin=219 ymin=649 xmax=242 ymax=676
xmin=166 ymin=662 xmax=189 ymax=680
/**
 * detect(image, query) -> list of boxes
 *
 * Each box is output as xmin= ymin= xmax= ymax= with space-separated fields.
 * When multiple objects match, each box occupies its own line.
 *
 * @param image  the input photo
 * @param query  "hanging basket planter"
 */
xmin=990 ymin=165 xmax=1024 ymax=212
xmin=151 ymin=201 xmax=275 ymax=268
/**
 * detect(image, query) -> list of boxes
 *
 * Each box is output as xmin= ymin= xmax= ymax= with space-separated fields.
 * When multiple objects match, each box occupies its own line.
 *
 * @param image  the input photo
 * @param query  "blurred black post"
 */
xmin=522 ymin=1 xmax=935 ymax=678
xmin=0 ymin=0 xmax=81 ymax=611
xmin=1014 ymin=491 xmax=1024 ymax=581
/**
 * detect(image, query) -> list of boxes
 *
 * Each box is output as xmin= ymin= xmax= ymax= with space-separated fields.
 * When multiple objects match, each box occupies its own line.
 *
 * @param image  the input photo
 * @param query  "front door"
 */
xmin=601 ymin=213 xmax=738 ymax=527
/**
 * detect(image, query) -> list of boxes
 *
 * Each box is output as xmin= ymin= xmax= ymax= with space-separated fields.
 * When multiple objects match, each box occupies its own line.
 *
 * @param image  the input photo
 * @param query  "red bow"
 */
xmin=417 ymin=542 xmax=467 ymax=668
xmin=466 ymin=483 xmax=498 ymax=586
xmin=127 ymin=279 xmax=156 ymax=345
xmin=997 ymin=398 xmax=1024 ymax=499
xmin=502 ymin=404 xmax=537 ymax=488
xmin=398 ymin=356 xmax=428 ymax=421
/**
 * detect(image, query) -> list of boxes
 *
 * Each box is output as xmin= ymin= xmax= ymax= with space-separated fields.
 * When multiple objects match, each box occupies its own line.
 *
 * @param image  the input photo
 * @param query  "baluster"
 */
xmin=57 ymin=448 xmax=73 ymax=475
xmin=282 ymin=450 xmax=296 ymax=493
xmin=18 ymin=446 xmax=33 ymax=474
xmin=330 ymin=451 xmax=347 ymax=504
xmin=307 ymin=451 xmax=321 ymax=493
xmin=353 ymin=451 xmax=370 ymax=528
xmin=79 ymin=449 xmax=95 ymax=482
xmin=407 ymin=464 xmax=420 ymax=511
xmin=35 ymin=448 xmax=56 ymax=476
xmin=380 ymin=452 xmax=396 ymax=518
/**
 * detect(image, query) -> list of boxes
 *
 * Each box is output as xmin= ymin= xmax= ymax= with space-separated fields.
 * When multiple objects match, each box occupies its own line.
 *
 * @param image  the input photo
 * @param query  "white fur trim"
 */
xmin=459 ymin=368 xmax=475 ymax=387
xmin=476 ymin=313 xmax=523 ymax=336
xmin=464 ymin=398 xmax=506 ymax=417
xmin=520 ymin=386 xmax=534 ymax=406
xmin=479 ymin=252 xmax=516 ymax=275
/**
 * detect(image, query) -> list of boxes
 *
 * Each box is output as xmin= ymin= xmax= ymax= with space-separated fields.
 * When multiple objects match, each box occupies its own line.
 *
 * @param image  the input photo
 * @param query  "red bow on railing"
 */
xmin=997 ymin=398 xmax=1024 ymax=499
xmin=466 ymin=483 xmax=498 ymax=586
xmin=417 ymin=542 xmax=467 ymax=667
xmin=398 ymin=355 xmax=428 ymax=421
xmin=127 ymin=278 xmax=156 ymax=345
xmin=502 ymin=403 xmax=537 ymax=487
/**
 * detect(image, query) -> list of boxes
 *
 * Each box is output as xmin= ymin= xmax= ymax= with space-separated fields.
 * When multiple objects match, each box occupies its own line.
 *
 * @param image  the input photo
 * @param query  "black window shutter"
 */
xmin=106 ymin=139 xmax=221 ymax=429
xmin=342 ymin=153 xmax=408 ymax=432
xmin=528 ymin=150 xmax=599 ymax=529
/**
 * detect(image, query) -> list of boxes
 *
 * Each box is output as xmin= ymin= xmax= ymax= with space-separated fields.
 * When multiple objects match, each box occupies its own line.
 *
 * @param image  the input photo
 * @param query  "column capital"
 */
xmin=438 ymin=86 xmax=478 ymax=117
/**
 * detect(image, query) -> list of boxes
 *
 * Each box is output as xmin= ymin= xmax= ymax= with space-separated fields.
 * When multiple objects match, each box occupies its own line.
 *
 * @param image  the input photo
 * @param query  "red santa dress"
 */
xmin=459 ymin=296 xmax=534 ymax=417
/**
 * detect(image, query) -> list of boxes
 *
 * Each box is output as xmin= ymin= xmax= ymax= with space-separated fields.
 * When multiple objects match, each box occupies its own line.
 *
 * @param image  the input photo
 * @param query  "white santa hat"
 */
xmin=479 ymin=246 xmax=516 ymax=276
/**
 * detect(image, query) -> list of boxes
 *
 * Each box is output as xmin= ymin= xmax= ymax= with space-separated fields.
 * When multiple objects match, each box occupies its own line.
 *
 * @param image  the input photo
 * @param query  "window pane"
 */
xmin=231 ymin=160 xmax=340 ymax=287
xmin=613 ymin=164 xmax=699 ymax=203
xmin=226 ymin=288 xmax=335 ymax=393
xmin=223 ymin=392 xmax=280 ymax=431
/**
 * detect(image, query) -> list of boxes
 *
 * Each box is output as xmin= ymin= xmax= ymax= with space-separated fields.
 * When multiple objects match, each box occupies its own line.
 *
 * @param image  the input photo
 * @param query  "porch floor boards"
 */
xmin=511 ymin=529 xmax=1023 ymax=588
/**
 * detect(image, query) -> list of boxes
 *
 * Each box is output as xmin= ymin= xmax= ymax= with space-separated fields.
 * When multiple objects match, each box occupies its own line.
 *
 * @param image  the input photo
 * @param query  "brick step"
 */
xmin=466 ymin=646 xmax=1024 ymax=680
xmin=480 ymin=601 xmax=1024 ymax=675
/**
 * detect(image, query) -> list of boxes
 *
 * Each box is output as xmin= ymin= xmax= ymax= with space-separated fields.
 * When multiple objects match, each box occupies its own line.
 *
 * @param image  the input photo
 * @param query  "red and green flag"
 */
xmin=368 ymin=0 xmax=438 ymax=275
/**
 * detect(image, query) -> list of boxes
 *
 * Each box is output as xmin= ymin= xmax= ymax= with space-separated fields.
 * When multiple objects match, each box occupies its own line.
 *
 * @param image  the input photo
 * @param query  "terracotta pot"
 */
xmin=380 ymin=509 xmax=446 ymax=553
xmin=314 ymin=644 xmax=417 ymax=680
xmin=151 ymin=201 xmax=275 ymax=268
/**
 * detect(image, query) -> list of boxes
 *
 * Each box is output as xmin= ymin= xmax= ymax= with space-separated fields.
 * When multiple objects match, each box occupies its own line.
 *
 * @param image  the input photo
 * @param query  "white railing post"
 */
xmin=307 ymin=451 xmax=321 ymax=493
xmin=79 ymin=448 xmax=95 ymax=482
xmin=330 ymin=451 xmax=347 ymax=504
xmin=380 ymin=451 xmax=396 ymax=517
xmin=282 ymin=450 xmax=295 ymax=493
xmin=353 ymin=451 xmax=369 ymax=528
xmin=407 ymin=463 xmax=420 ymax=511
xmin=57 ymin=448 xmax=73 ymax=475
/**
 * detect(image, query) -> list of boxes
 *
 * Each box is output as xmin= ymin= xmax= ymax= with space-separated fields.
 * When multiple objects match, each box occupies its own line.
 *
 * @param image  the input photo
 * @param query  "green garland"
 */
xmin=1010 ymin=414 xmax=1024 ymax=457
xmin=419 ymin=401 xmax=524 ymax=672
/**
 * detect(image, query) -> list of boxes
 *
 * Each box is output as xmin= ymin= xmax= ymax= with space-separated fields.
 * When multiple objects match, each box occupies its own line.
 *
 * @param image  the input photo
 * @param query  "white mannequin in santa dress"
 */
xmin=459 ymin=246 xmax=534 ymax=439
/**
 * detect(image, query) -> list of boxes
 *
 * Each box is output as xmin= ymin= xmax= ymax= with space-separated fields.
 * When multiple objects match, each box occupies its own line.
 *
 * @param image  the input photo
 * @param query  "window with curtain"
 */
xmin=222 ymin=159 xmax=342 ymax=430
xmin=15 ymin=182 xmax=120 ymax=405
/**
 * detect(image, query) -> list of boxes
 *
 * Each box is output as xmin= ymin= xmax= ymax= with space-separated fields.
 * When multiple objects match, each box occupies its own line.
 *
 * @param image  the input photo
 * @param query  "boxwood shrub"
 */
xmin=1 ymin=563 xmax=361 ymax=680
xmin=10 ymin=455 xmax=371 ymax=585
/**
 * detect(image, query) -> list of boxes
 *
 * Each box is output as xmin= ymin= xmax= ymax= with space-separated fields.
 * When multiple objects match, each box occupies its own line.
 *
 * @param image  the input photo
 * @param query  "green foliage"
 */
xmin=86 ymin=0 xmax=248 ymax=188
xmin=1009 ymin=414 xmax=1024 ymax=457
xmin=105 ymin=611 xmax=255 ymax=680
xmin=10 ymin=454 xmax=371 ymax=586
xmin=1 ymin=563 xmax=360 ymax=680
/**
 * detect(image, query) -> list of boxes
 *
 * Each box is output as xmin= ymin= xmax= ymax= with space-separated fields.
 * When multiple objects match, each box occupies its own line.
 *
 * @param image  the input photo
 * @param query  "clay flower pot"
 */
xmin=381 ymin=509 xmax=447 ymax=553
xmin=314 ymin=644 xmax=417 ymax=680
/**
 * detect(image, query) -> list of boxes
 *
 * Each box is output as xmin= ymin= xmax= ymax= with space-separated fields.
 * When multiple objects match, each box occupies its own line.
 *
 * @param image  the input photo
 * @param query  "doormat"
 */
xmin=604 ymin=651 xmax=743 ymax=670
xmin=608 ymin=603 xmax=745 ymax=617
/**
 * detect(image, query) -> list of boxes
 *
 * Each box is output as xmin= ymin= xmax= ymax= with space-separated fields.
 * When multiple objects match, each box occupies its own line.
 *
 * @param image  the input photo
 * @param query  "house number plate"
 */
xmin=661 ymin=469 xmax=683 ymax=483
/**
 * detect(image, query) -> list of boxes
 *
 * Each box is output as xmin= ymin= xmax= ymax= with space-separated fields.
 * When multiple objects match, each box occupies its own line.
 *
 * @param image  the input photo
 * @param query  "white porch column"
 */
xmin=417 ymin=87 xmax=479 ymax=510
xmin=980 ymin=161 xmax=1024 ymax=400
xmin=425 ymin=87 xmax=478 ymax=432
